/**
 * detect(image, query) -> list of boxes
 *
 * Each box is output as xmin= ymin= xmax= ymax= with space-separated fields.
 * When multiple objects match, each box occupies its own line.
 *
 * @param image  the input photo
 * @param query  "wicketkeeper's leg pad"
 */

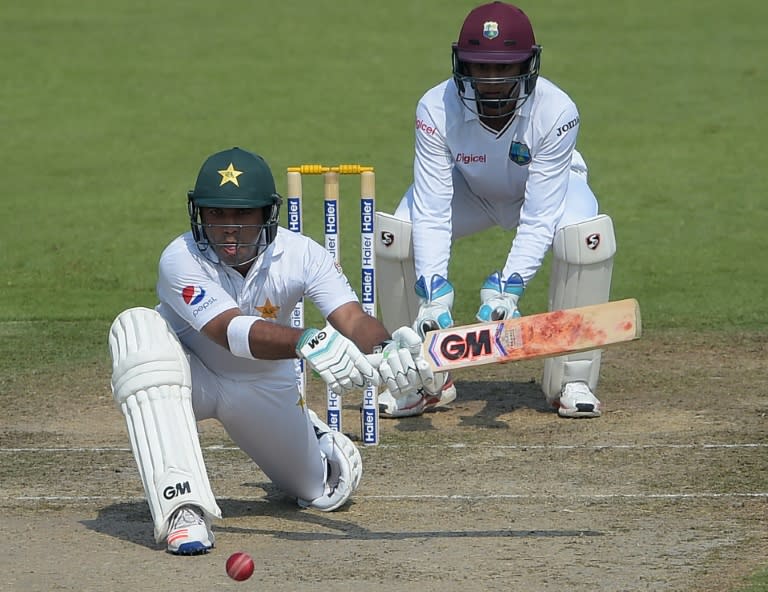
xmin=109 ymin=307 xmax=222 ymax=543
xmin=375 ymin=212 xmax=420 ymax=333
xmin=543 ymin=215 xmax=616 ymax=402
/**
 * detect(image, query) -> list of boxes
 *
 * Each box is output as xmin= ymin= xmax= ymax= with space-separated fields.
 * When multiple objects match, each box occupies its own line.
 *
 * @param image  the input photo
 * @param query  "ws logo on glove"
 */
xmin=424 ymin=299 xmax=641 ymax=371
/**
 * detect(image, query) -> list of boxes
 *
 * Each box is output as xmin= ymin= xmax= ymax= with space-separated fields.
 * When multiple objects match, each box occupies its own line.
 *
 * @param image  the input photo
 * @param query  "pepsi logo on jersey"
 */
xmin=182 ymin=285 xmax=218 ymax=317
xmin=182 ymin=285 xmax=206 ymax=305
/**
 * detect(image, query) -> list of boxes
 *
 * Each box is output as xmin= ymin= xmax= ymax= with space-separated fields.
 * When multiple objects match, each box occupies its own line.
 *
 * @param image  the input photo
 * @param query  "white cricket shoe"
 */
xmin=556 ymin=382 xmax=602 ymax=418
xmin=379 ymin=377 xmax=457 ymax=418
xmin=166 ymin=505 xmax=214 ymax=555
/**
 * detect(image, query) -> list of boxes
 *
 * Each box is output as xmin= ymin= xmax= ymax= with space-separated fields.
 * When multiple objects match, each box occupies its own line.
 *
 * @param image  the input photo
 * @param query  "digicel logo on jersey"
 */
xmin=456 ymin=153 xmax=487 ymax=164
xmin=415 ymin=118 xmax=436 ymax=135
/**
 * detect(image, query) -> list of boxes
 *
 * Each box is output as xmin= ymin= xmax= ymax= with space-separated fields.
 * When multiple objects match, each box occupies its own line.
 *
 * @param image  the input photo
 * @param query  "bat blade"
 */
xmin=424 ymin=298 xmax=641 ymax=371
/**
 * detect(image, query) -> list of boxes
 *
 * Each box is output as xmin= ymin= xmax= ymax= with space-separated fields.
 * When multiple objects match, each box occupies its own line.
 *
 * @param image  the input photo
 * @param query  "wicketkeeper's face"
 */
xmin=200 ymin=207 xmax=266 ymax=268
xmin=465 ymin=61 xmax=524 ymax=116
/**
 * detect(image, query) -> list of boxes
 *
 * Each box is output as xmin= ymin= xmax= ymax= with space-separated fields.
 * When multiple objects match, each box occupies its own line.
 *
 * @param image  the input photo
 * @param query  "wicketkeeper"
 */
xmin=108 ymin=147 xmax=436 ymax=555
xmin=375 ymin=2 xmax=616 ymax=419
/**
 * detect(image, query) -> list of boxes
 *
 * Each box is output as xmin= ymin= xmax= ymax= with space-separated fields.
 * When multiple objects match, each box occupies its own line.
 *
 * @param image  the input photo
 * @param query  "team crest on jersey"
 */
xmin=483 ymin=21 xmax=499 ymax=39
xmin=509 ymin=142 xmax=532 ymax=165
xmin=255 ymin=297 xmax=280 ymax=319
xmin=182 ymin=285 xmax=206 ymax=305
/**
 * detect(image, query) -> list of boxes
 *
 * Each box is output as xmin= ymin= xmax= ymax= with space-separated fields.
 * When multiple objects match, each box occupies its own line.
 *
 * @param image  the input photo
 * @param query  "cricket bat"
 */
xmin=423 ymin=298 xmax=641 ymax=372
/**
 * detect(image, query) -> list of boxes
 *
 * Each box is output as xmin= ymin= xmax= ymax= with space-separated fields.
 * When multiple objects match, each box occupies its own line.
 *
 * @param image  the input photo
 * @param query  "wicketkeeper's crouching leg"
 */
xmin=543 ymin=215 xmax=616 ymax=417
xmin=108 ymin=307 xmax=222 ymax=554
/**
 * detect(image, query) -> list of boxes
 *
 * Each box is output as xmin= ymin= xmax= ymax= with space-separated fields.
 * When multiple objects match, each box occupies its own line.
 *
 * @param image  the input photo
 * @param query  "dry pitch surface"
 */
xmin=1 ymin=331 xmax=766 ymax=591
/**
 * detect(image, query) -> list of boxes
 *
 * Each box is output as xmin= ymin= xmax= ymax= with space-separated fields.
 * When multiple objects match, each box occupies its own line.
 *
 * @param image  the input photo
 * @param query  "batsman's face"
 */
xmin=466 ymin=62 xmax=524 ymax=116
xmin=200 ymin=207 xmax=265 ymax=268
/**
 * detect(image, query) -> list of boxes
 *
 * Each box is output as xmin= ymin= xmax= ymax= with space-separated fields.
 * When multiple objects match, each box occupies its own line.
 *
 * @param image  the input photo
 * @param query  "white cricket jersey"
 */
xmin=156 ymin=228 xmax=358 ymax=380
xmin=411 ymin=76 xmax=587 ymax=285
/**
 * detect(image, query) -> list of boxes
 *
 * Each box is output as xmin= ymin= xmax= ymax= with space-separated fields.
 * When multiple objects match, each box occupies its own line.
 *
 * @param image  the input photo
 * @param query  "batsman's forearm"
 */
xmin=325 ymin=302 xmax=390 ymax=354
xmin=347 ymin=315 xmax=391 ymax=354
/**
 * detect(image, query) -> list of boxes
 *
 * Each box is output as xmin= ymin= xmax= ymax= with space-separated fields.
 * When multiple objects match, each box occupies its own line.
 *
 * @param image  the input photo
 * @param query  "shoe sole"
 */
xmin=558 ymin=404 xmax=602 ymax=418
xmin=378 ymin=401 xmax=427 ymax=418
xmin=168 ymin=541 xmax=213 ymax=555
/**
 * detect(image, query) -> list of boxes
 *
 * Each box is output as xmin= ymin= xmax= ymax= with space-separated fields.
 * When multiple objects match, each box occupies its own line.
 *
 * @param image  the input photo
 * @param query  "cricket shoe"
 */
xmin=556 ymin=382 xmax=602 ymax=418
xmin=378 ymin=376 xmax=457 ymax=418
xmin=166 ymin=505 xmax=214 ymax=555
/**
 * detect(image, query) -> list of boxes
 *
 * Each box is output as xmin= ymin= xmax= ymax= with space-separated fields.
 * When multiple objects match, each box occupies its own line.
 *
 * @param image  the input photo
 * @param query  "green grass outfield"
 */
xmin=1 ymin=1 xmax=766 ymax=588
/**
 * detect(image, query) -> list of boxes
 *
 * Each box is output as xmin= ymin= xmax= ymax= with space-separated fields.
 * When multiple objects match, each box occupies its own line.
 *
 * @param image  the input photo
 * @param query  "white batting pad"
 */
xmin=374 ymin=212 xmax=420 ymax=333
xmin=109 ymin=307 xmax=221 ymax=542
xmin=543 ymin=215 xmax=616 ymax=401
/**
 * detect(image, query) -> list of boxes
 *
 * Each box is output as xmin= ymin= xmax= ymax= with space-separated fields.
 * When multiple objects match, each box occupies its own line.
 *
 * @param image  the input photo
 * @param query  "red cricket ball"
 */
xmin=226 ymin=552 xmax=255 ymax=581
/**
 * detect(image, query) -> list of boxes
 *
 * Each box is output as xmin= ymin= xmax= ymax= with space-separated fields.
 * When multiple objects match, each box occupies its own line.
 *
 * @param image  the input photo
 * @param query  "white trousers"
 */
xmin=188 ymin=353 xmax=326 ymax=502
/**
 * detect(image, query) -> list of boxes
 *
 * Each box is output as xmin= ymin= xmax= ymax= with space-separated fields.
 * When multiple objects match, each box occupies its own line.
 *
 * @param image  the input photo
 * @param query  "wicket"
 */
xmin=285 ymin=164 xmax=379 ymax=446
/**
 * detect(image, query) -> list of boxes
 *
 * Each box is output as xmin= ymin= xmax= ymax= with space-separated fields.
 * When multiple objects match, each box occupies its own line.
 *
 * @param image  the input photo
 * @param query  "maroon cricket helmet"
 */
xmin=453 ymin=1 xmax=538 ymax=64
xmin=451 ymin=2 xmax=542 ymax=117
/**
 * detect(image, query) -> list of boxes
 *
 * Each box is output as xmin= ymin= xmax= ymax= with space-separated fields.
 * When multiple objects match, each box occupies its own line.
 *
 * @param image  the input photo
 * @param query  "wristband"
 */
xmin=226 ymin=315 xmax=262 ymax=360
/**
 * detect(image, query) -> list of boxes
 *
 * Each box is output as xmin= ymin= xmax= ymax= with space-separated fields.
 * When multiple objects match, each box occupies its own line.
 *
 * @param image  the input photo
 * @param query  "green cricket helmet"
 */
xmin=187 ymin=147 xmax=283 ymax=267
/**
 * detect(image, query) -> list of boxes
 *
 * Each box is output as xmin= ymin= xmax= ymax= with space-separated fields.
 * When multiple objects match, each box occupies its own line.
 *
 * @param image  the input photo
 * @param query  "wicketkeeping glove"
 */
xmin=476 ymin=271 xmax=525 ymax=322
xmin=413 ymin=274 xmax=455 ymax=339
xmin=367 ymin=326 xmax=436 ymax=397
xmin=297 ymin=324 xmax=380 ymax=395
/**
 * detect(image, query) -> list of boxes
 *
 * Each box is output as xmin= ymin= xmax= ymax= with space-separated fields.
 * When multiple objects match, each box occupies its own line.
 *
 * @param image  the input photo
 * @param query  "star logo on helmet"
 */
xmin=482 ymin=21 xmax=499 ymax=39
xmin=218 ymin=163 xmax=244 ymax=187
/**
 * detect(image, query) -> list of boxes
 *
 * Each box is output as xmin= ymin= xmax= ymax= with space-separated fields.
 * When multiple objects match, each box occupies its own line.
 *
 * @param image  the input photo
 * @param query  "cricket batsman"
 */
xmin=108 ymin=147 xmax=436 ymax=554
xmin=375 ymin=1 xmax=616 ymax=418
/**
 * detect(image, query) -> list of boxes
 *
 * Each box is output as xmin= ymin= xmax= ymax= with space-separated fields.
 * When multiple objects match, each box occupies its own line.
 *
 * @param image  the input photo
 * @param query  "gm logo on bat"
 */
xmin=427 ymin=325 xmax=509 ymax=367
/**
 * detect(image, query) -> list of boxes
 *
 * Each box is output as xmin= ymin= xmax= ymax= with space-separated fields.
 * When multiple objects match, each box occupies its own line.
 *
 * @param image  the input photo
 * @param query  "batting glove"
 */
xmin=297 ymin=324 xmax=380 ymax=395
xmin=367 ymin=326 xmax=436 ymax=397
xmin=413 ymin=274 xmax=455 ymax=339
xmin=476 ymin=271 xmax=525 ymax=322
